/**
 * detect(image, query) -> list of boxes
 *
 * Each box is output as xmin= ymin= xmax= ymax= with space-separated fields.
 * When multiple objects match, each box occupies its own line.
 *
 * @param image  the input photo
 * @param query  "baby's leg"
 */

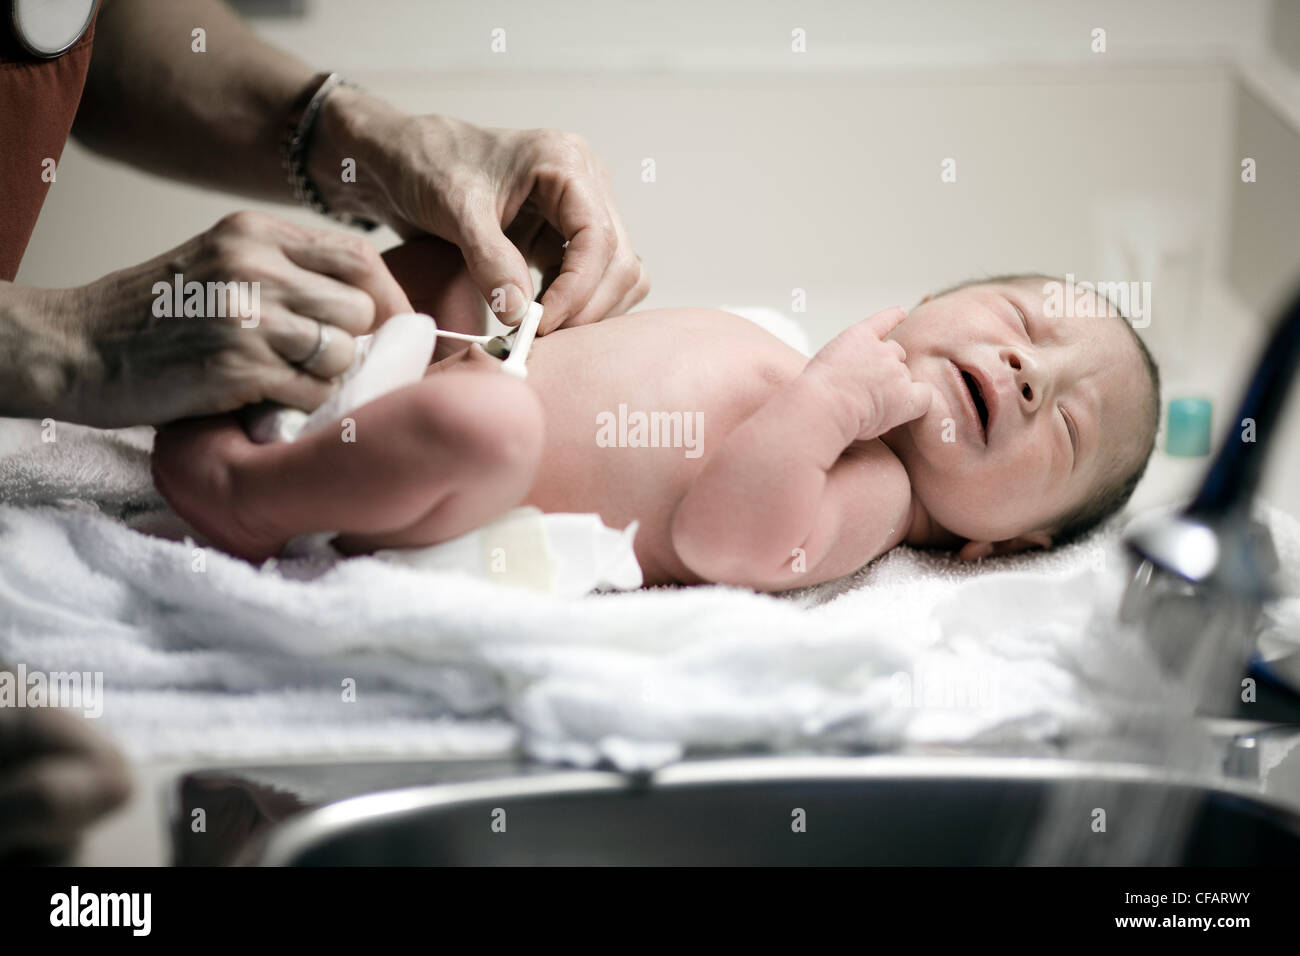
xmin=381 ymin=235 xmax=487 ymax=360
xmin=152 ymin=369 xmax=544 ymax=562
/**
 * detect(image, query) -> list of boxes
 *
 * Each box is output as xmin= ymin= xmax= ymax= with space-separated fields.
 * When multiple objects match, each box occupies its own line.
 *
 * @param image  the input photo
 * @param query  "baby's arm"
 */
xmin=670 ymin=308 xmax=931 ymax=589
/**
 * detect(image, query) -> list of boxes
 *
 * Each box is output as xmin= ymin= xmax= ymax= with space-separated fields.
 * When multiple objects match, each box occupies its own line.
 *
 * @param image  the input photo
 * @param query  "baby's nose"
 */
xmin=1006 ymin=354 xmax=1043 ymax=409
xmin=1018 ymin=378 xmax=1038 ymax=406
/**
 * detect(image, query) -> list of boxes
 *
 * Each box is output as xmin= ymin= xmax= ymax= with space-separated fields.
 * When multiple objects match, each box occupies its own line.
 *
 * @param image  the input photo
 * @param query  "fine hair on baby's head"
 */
xmin=881 ymin=273 xmax=1161 ymax=557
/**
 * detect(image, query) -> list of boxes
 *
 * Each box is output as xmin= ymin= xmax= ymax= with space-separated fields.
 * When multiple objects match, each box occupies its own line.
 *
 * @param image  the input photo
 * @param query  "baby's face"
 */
xmin=880 ymin=278 xmax=1150 ymax=546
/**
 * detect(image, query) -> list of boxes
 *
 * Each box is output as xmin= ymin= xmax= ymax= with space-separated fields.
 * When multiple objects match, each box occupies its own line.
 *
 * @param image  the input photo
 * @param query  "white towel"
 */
xmin=5 ymin=414 xmax=1299 ymax=771
xmin=2 ymin=295 xmax=1297 ymax=770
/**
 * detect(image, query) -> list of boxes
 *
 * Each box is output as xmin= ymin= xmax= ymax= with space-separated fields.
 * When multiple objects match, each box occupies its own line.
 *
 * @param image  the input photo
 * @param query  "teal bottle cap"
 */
xmin=1166 ymin=397 xmax=1212 ymax=457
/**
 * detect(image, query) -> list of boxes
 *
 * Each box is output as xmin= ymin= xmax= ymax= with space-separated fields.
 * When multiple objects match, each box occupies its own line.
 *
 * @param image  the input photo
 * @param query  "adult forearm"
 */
xmin=0 ymin=284 xmax=87 ymax=421
xmin=73 ymin=0 xmax=378 ymax=206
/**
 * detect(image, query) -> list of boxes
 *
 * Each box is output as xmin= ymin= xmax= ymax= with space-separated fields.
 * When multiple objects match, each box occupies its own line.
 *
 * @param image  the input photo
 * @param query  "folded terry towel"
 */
xmin=5 ymin=413 xmax=1298 ymax=771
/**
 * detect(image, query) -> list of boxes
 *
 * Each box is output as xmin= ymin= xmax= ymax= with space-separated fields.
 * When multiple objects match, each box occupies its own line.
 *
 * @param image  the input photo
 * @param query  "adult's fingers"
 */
xmin=282 ymin=230 xmax=412 ymax=327
xmin=602 ymin=256 xmax=651 ymax=320
xmin=544 ymin=155 xmax=645 ymax=328
xmin=0 ymin=751 xmax=131 ymax=858
xmin=538 ymin=262 xmax=563 ymax=302
xmin=511 ymin=218 xmax=569 ymax=308
xmin=454 ymin=192 xmax=535 ymax=326
xmin=0 ymin=708 xmax=130 ymax=859
xmin=555 ymin=247 xmax=644 ymax=329
xmin=260 ymin=306 xmax=358 ymax=381
xmin=0 ymin=696 xmax=109 ymax=759
xmin=276 ymin=261 xmax=379 ymax=336
xmin=530 ymin=172 xmax=618 ymax=333
xmin=568 ymin=164 xmax=647 ymax=324
xmin=257 ymin=362 xmax=338 ymax=413
xmin=245 ymin=330 xmax=339 ymax=411
xmin=504 ymin=209 xmax=564 ymax=270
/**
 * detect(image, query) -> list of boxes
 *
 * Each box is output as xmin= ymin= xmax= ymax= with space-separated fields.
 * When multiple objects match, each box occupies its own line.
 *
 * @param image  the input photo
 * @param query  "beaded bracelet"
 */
xmin=281 ymin=72 xmax=378 ymax=231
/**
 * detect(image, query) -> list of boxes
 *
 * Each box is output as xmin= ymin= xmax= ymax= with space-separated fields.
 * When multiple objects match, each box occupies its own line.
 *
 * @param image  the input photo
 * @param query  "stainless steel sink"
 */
xmin=172 ymin=753 xmax=1300 ymax=865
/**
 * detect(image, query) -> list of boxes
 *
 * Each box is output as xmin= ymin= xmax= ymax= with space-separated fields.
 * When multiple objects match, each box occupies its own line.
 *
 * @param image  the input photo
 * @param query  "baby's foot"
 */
xmin=151 ymin=415 xmax=288 ymax=563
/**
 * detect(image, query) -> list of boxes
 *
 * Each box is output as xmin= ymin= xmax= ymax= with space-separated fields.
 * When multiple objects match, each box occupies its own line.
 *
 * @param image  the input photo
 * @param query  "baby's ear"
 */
xmin=956 ymin=531 xmax=1053 ymax=561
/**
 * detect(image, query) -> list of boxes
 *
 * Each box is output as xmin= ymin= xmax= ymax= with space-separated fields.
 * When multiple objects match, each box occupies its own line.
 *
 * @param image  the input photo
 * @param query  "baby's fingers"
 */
xmin=865 ymin=306 xmax=909 ymax=340
xmin=901 ymin=381 xmax=934 ymax=423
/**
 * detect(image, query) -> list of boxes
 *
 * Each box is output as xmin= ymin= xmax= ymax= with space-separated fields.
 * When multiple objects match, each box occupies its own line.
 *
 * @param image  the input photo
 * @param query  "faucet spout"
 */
xmin=1187 ymin=282 xmax=1300 ymax=522
xmin=1119 ymin=281 xmax=1299 ymax=710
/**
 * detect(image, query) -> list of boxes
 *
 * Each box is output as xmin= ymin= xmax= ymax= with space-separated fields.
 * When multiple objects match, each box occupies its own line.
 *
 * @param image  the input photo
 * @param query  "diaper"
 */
xmin=372 ymin=507 xmax=642 ymax=598
xmin=245 ymin=312 xmax=644 ymax=597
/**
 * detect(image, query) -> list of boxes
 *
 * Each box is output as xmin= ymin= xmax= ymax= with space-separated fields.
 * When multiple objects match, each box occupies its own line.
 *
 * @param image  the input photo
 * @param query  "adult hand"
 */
xmin=2 ymin=210 xmax=412 ymax=427
xmin=0 ymin=702 xmax=131 ymax=864
xmin=312 ymin=93 xmax=649 ymax=335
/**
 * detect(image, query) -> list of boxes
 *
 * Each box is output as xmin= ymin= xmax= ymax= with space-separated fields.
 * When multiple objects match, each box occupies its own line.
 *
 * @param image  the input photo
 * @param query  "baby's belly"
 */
xmin=519 ymin=310 xmax=808 ymax=584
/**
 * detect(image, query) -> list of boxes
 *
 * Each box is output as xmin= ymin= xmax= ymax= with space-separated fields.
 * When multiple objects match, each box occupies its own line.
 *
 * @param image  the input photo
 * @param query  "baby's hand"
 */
xmin=805 ymin=307 xmax=934 ymax=441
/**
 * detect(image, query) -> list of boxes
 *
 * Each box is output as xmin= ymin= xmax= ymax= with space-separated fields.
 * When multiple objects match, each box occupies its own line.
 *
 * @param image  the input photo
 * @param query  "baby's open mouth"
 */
xmin=951 ymin=361 xmax=987 ymax=444
xmin=961 ymin=371 xmax=987 ymax=434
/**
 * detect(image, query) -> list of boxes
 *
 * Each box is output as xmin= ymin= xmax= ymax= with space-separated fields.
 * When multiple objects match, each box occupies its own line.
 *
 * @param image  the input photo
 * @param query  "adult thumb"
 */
xmin=458 ymin=214 xmax=535 ymax=326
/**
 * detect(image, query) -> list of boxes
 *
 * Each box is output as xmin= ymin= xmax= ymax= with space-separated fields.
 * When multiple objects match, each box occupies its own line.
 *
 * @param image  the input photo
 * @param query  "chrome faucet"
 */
xmin=1120 ymin=282 xmax=1300 ymax=713
xmin=1019 ymin=285 xmax=1300 ymax=865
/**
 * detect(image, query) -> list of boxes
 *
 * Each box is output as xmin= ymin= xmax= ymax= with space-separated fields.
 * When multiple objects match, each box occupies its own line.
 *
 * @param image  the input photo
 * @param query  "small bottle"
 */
xmin=1165 ymin=396 xmax=1213 ymax=457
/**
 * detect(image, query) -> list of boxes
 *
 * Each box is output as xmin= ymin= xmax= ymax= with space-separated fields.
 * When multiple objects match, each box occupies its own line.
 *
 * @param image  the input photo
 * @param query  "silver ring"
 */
xmin=297 ymin=321 xmax=332 ymax=372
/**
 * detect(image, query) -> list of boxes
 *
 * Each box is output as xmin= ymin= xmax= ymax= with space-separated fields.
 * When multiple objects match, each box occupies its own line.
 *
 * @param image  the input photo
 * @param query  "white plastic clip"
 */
xmin=501 ymin=302 xmax=543 ymax=379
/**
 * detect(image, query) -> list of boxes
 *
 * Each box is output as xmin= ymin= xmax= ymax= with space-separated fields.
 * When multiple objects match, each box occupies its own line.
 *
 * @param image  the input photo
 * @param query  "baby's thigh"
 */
xmin=330 ymin=369 xmax=545 ymax=550
xmin=382 ymin=235 xmax=487 ymax=345
xmin=379 ymin=368 xmax=542 ymax=469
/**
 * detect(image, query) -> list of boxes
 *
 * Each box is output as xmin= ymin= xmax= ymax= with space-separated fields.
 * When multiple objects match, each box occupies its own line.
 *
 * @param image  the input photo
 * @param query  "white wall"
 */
xmin=19 ymin=0 xmax=1300 ymax=518
xmin=240 ymin=0 xmax=1271 ymax=73
xmin=21 ymin=63 xmax=1237 ymax=352
xmin=22 ymin=0 xmax=1260 ymax=346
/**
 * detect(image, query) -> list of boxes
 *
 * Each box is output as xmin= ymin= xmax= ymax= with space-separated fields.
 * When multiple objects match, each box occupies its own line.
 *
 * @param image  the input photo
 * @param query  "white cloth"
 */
xmin=720 ymin=305 xmax=811 ymax=355
xmin=242 ymin=311 xmax=438 ymax=444
xmin=5 ymin=413 xmax=1299 ymax=771
xmin=2 ymin=303 xmax=1298 ymax=771
xmin=368 ymin=508 xmax=642 ymax=598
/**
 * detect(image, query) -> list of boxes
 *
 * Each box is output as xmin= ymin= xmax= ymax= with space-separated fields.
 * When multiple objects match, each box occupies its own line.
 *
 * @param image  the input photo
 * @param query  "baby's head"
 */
xmin=879 ymin=274 xmax=1160 ymax=559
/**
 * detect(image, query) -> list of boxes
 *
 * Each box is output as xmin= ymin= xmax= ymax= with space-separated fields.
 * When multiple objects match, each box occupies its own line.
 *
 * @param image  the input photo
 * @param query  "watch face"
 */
xmin=11 ymin=0 xmax=97 ymax=58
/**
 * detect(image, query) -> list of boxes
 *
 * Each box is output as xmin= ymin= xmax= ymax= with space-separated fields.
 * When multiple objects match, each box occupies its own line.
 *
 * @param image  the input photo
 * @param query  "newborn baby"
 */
xmin=152 ymin=238 xmax=1160 ymax=591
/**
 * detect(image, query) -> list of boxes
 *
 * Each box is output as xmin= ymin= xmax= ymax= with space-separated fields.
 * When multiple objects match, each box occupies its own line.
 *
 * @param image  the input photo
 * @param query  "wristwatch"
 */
xmin=10 ymin=0 xmax=97 ymax=58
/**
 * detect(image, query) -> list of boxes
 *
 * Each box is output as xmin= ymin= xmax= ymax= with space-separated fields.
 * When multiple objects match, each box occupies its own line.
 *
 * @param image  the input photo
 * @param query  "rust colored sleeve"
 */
xmin=0 ymin=12 xmax=98 ymax=281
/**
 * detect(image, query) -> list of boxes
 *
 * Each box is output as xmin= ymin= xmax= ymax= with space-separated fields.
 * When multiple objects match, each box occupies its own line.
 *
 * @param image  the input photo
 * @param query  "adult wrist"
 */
xmin=0 ymin=285 xmax=90 ymax=421
xmin=304 ymin=82 xmax=408 ymax=228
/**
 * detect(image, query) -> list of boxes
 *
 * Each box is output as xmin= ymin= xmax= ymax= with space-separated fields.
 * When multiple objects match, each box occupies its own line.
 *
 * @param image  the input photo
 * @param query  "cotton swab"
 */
xmin=430 ymin=302 xmax=544 ymax=375
xmin=431 ymin=329 xmax=499 ymax=344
